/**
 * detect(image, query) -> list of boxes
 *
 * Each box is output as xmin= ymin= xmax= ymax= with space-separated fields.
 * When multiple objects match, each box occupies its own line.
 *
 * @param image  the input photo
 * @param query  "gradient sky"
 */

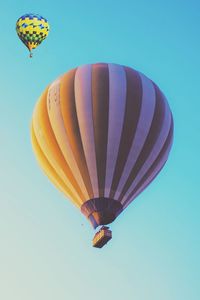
xmin=0 ymin=1 xmax=199 ymax=299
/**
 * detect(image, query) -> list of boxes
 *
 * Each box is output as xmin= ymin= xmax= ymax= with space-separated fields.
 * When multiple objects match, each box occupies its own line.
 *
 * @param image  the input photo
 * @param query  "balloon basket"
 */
xmin=92 ymin=226 xmax=112 ymax=248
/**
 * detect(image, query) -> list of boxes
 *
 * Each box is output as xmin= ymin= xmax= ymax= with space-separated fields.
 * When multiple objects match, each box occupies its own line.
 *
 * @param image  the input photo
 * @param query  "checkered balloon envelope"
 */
xmin=16 ymin=13 xmax=50 ymax=57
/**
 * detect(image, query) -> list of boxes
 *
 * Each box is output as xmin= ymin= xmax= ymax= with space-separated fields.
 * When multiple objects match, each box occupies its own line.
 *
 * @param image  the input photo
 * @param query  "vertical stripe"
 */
xmin=60 ymin=69 xmax=94 ymax=200
xmin=31 ymin=124 xmax=80 ymax=207
xmin=104 ymin=64 xmax=127 ymax=197
xmin=74 ymin=64 xmax=99 ymax=197
xmin=109 ymin=66 xmax=143 ymax=199
xmin=92 ymin=63 xmax=109 ymax=197
xmin=114 ymin=72 xmax=156 ymax=198
xmin=47 ymin=78 xmax=90 ymax=200
xmin=32 ymin=90 xmax=84 ymax=206
xmin=123 ymin=119 xmax=174 ymax=208
xmin=120 ymin=85 xmax=172 ymax=204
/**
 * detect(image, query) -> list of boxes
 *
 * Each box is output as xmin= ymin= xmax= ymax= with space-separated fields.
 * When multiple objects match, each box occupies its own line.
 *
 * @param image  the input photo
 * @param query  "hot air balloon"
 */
xmin=16 ymin=13 xmax=50 ymax=57
xmin=31 ymin=63 xmax=173 ymax=248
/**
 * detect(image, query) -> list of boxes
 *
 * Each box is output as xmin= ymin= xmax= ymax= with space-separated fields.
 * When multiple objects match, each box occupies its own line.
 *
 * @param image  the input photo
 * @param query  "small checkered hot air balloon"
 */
xmin=16 ymin=13 xmax=50 ymax=57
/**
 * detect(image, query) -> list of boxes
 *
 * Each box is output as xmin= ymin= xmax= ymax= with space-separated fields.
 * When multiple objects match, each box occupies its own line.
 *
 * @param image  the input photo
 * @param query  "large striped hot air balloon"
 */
xmin=31 ymin=63 xmax=173 ymax=248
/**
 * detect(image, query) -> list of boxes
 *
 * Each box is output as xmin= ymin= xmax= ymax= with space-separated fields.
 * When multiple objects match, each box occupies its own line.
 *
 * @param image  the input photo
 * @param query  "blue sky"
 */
xmin=0 ymin=0 xmax=199 ymax=299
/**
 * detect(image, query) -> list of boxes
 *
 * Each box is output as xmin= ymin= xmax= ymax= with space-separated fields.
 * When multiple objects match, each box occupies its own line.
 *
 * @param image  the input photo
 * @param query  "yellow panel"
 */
xmin=32 ymin=88 xmax=85 ymax=206
xmin=31 ymin=124 xmax=80 ymax=208
xmin=47 ymin=78 xmax=89 ymax=200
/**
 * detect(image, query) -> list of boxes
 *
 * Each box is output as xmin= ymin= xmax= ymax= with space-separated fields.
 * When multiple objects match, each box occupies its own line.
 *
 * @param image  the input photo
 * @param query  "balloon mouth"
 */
xmin=81 ymin=197 xmax=123 ymax=229
xmin=88 ymin=212 xmax=116 ymax=229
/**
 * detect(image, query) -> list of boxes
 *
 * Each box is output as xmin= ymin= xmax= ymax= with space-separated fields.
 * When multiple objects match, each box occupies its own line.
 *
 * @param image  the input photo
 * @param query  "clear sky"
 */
xmin=0 ymin=0 xmax=199 ymax=299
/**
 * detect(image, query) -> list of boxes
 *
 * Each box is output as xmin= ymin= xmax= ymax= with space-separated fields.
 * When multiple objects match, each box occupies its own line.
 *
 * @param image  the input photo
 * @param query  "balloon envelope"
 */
xmin=16 ymin=13 xmax=49 ymax=56
xmin=31 ymin=63 xmax=173 ymax=228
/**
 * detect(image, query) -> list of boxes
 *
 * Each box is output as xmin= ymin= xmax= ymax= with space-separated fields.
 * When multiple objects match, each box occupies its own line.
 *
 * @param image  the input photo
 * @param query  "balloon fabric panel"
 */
xmin=32 ymin=89 xmax=84 ymax=207
xmin=60 ymin=70 xmax=94 ymax=199
xmin=31 ymin=123 xmax=77 ymax=204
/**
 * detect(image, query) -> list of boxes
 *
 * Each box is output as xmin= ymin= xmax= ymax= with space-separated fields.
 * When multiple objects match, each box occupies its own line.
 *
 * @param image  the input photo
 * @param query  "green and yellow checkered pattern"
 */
xmin=16 ymin=14 xmax=50 ymax=52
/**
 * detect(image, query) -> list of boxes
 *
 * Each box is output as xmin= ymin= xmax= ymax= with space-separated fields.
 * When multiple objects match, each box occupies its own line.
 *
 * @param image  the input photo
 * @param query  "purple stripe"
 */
xmin=109 ymin=66 xmax=143 ymax=199
xmin=92 ymin=64 xmax=109 ymax=197
xmin=123 ymin=118 xmax=173 ymax=208
xmin=105 ymin=64 xmax=126 ymax=197
xmin=121 ymin=88 xmax=172 ymax=204
xmin=114 ymin=72 xmax=156 ymax=198
xmin=74 ymin=65 xmax=99 ymax=197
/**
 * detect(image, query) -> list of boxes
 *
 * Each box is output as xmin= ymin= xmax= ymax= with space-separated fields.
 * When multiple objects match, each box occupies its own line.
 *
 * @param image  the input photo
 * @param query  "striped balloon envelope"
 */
xmin=31 ymin=63 xmax=173 ymax=239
